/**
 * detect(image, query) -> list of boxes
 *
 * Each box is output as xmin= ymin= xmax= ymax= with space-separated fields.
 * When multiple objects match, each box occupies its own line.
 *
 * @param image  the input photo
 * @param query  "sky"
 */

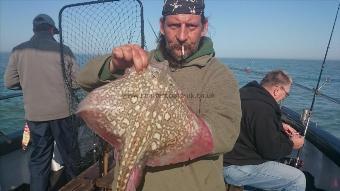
xmin=0 ymin=0 xmax=339 ymax=60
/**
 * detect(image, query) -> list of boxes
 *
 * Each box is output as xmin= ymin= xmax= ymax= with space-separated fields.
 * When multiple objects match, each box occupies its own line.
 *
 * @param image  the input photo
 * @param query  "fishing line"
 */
xmin=147 ymin=19 xmax=159 ymax=42
xmin=229 ymin=66 xmax=340 ymax=105
xmin=309 ymin=2 xmax=340 ymax=114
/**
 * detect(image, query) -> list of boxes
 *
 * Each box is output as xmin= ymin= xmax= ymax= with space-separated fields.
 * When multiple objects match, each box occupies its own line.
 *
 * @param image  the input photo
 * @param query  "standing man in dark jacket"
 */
xmin=4 ymin=14 xmax=80 ymax=191
xmin=223 ymin=70 xmax=306 ymax=191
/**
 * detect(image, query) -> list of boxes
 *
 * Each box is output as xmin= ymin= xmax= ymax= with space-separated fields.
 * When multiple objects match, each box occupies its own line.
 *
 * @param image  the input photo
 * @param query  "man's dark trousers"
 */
xmin=27 ymin=115 xmax=80 ymax=191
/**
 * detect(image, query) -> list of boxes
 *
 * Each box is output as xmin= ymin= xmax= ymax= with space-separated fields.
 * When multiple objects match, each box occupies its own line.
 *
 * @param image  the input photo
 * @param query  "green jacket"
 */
xmin=76 ymin=37 xmax=241 ymax=191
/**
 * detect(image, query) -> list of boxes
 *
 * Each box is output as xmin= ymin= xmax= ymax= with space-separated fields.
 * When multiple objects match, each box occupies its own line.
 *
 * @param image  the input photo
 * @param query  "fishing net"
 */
xmin=58 ymin=0 xmax=144 ymax=173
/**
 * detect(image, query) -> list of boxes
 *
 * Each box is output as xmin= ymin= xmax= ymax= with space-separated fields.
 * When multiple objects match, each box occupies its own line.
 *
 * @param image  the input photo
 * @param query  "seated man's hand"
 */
xmin=282 ymin=123 xmax=299 ymax=137
xmin=110 ymin=44 xmax=148 ymax=73
xmin=290 ymin=135 xmax=304 ymax=149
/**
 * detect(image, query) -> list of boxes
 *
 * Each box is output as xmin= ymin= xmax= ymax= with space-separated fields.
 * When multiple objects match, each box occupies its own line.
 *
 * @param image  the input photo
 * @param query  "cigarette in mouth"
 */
xmin=181 ymin=45 xmax=185 ymax=57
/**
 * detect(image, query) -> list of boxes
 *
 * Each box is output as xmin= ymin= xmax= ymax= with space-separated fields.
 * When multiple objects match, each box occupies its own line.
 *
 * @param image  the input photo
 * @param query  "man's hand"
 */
xmin=290 ymin=135 xmax=304 ymax=149
xmin=282 ymin=123 xmax=304 ymax=149
xmin=282 ymin=123 xmax=299 ymax=137
xmin=110 ymin=44 xmax=148 ymax=73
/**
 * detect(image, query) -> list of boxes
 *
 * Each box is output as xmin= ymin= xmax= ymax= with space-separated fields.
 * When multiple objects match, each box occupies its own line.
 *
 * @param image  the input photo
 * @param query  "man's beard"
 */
xmin=165 ymin=39 xmax=200 ymax=62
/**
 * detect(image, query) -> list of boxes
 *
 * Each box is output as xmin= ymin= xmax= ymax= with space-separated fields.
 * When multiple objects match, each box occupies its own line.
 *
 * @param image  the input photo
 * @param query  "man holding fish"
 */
xmin=77 ymin=0 xmax=241 ymax=190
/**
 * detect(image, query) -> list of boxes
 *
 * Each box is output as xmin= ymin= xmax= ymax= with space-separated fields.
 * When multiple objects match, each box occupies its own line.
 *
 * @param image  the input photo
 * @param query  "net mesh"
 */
xmin=60 ymin=0 xmax=144 ymax=64
xmin=60 ymin=0 xmax=144 ymax=110
xmin=58 ymin=0 xmax=144 ymax=172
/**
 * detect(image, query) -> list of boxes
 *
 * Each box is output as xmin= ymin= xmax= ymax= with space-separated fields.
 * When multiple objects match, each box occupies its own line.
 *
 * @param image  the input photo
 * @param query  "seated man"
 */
xmin=223 ymin=70 xmax=306 ymax=191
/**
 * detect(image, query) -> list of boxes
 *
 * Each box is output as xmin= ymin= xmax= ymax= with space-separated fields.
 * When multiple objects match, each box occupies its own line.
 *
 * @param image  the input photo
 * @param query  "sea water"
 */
xmin=0 ymin=53 xmax=339 ymax=139
xmin=224 ymin=58 xmax=340 ymax=139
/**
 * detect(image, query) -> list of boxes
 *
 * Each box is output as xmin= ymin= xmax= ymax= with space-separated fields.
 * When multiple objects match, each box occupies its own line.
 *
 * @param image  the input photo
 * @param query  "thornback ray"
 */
xmin=77 ymin=64 xmax=213 ymax=191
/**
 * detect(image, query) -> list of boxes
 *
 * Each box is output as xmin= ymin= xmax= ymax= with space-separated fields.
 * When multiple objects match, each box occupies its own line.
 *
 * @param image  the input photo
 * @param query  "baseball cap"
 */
xmin=33 ymin=14 xmax=59 ymax=34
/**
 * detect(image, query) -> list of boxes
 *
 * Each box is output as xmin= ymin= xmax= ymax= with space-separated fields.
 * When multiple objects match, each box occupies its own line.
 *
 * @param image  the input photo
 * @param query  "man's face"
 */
xmin=274 ymin=84 xmax=291 ymax=102
xmin=160 ymin=14 xmax=208 ymax=61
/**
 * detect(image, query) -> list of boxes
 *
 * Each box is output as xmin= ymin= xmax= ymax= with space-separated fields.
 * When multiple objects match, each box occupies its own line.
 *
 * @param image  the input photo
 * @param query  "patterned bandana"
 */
xmin=162 ymin=0 xmax=205 ymax=16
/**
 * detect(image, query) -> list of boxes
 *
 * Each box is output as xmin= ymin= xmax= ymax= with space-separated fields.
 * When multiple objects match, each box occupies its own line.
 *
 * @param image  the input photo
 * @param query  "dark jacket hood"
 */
xmin=240 ymin=81 xmax=281 ymax=115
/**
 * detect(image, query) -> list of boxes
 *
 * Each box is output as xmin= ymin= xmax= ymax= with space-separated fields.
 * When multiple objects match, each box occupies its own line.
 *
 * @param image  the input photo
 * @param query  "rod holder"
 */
xmin=301 ymin=109 xmax=311 ymax=126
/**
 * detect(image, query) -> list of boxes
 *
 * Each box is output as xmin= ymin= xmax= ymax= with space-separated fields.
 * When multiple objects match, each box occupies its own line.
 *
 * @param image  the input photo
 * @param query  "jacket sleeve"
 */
xmin=252 ymin=104 xmax=293 ymax=160
xmin=76 ymin=54 xmax=122 ymax=92
xmin=4 ymin=51 xmax=21 ymax=90
xmin=200 ymin=61 xmax=242 ymax=154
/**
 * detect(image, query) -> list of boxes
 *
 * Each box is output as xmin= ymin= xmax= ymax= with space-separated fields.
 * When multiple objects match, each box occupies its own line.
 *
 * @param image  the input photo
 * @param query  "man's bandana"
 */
xmin=162 ymin=0 xmax=205 ymax=16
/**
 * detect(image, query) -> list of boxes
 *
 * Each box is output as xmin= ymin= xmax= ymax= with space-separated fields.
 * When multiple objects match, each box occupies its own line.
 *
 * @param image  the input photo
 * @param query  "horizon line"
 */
xmin=0 ymin=51 xmax=339 ymax=62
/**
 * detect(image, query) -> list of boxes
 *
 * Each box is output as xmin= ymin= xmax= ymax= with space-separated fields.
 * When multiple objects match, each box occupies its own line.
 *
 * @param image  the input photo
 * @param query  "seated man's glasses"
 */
xmin=280 ymin=86 xmax=290 ymax=97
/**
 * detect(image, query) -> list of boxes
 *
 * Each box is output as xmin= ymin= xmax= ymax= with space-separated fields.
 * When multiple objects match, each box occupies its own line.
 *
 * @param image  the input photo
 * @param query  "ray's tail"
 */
xmin=114 ymin=132 xmax=148 ymax=191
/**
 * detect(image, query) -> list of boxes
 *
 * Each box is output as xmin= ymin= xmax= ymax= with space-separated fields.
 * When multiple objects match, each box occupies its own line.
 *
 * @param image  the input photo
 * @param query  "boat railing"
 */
xmin=0 ymin=92 xmax=24 ymax=156
xmin=0 ymin=92 xmax=22 ymax=100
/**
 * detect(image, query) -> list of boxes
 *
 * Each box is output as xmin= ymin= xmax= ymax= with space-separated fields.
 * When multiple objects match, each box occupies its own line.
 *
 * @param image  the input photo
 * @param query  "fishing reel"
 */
xmin=280 ymin=108 xmax=311 ymax=169
xmin=301 ymin=109 xmax=311 ymax=127
xmin=285 ymin=109 xmax=311 ymax=169
xmin=281 ymin=157 xmax=303 ymax=169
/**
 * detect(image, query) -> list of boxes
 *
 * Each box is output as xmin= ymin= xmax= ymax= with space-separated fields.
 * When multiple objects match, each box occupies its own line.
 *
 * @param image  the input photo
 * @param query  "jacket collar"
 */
xmin=154 ymin=36 xmax=215 ymax=67
xmin=31 ymin=31 xmax=56 ymax=41
xmin=241 ymin=81 xmax=282 ymax=114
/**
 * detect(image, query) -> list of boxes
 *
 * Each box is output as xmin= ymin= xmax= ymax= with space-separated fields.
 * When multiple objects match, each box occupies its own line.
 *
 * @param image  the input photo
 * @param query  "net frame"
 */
xmin=57 ymin=0 xmax=145 ymax=172
xmin=59 ymin=0 xmax=144 ymax=113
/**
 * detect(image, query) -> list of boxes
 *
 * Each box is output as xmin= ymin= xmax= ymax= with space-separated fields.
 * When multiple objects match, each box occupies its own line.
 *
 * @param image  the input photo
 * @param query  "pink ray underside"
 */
xmin=77 ymin=109 xmax=123 ymax=151
xmin=126 ymin=166 xmax=143 ymax=191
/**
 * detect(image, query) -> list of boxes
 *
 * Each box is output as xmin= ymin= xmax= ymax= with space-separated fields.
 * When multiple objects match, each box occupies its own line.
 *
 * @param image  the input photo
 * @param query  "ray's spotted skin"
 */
xmin=77 ymin=65 xmax=213 ymax=191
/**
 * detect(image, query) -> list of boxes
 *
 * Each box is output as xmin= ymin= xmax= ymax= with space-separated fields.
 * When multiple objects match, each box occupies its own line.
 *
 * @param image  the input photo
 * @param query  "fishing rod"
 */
xmin=293 ymin=1 xmax=340 ymax=168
